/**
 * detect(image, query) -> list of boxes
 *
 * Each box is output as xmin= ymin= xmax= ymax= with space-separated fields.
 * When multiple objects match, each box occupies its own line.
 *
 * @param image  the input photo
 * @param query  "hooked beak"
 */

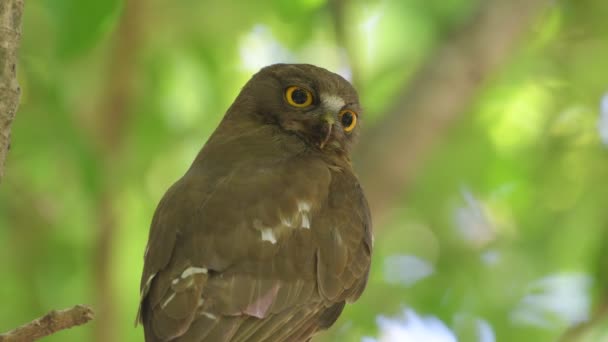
xmin=319 ymin=113 xmax=335 ymax=150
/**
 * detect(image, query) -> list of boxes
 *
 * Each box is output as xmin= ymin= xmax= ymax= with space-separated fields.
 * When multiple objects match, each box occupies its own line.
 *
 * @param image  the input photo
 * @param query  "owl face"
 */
xmin=239 ymin=64 xmax=362 ymax=155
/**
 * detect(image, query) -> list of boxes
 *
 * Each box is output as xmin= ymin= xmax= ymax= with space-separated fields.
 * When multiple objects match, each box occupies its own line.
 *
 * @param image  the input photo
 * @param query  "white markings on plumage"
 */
xmin=280 ymin=214 xmax=294 ymax=228
xmin=201 ymin=312 xmax=217 ymax=320
xmin=181 ymin=266 xmax=208 ymax=279
xmin=301 ymin=215 xmax=310 ymax=229
xmin=161 ymin=292 xmax=176 ymax=309
xmin=336 ymin=231 xmax=343 ymax=245
xmin=141 ymin=273 xmax=156 ymax=297
xmin=298 ymin=201 xmax=312 ymax=229
xmin=255 ymin=200 xmax=313 ymax=243
xmin=321 ymin=94 xmax=345 ymax=113
xmin=261 ymin=228 xmax=277 ymax=244
xmin=145 ymin=274 xmax=155 ymax=288
xmin=298 ymin=201 xmax=311 ymax=212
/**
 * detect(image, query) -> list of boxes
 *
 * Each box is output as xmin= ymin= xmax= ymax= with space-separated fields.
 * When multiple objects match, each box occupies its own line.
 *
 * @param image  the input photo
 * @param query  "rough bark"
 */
xmin=353 ymin=0 xmax=552 ymax=224
xmin=0 ymin=305 xmax=94 ymax=342
xmin=0 ymin=0 xmax=24 ymax=182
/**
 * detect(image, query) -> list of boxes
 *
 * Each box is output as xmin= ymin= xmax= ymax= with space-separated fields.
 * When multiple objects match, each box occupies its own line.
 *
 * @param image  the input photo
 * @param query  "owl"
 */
xmin=137 ymin=64 xmax=372 ymax=341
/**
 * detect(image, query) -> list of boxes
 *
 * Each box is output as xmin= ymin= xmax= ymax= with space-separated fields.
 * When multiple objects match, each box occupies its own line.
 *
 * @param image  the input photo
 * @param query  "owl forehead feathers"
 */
xmin=240 ymin=63 xmax=359 ymax=110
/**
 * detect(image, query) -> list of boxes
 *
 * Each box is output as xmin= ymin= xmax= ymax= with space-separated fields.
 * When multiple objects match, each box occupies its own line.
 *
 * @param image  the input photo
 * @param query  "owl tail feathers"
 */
xmin=135 ymin=305 xmax=143 ymax=327
xmin=317 ymin=301 xmax=346 ymax=330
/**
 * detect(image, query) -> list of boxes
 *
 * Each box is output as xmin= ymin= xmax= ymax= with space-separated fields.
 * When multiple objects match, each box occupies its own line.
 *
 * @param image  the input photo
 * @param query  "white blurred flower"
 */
xmin=598 ymin=93 xmax=608 ymax=146
xmin=511 ymin=273 xmax=592 ymax=329
xmin=239 ymin=25 xmax=294 ymax=71
xmin=454 ymin=314 xmax=496 ymax=342
xmin=363 ymin=309 xmax=457 ymax=342
xmin=476 ymin=318 xmax=496 ymax=342
xmin=480 ymin=250 xmax=501 ymax=266
xmin=453 ymin=186 xmax=496 ymax=247
xmin=384 ymin=255 xmax=434 ymax=287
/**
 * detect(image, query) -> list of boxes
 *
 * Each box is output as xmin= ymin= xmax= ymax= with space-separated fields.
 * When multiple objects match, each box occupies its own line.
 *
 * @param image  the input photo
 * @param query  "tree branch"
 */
xmin=0 ymin=305 xmax=94 ymax=342
xmin=354 ymin=0 xmax=552 ymax=224
xmin=92 ymin=0 xmax=145 ymax=341
xmin=328 ymin=0 xmax=360 ymax=88
xmin=0 ymin=0 xmax=24 ymax=182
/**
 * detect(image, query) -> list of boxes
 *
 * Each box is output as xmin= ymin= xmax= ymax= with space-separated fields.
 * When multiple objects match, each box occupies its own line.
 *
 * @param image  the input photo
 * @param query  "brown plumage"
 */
xmin=137 ymin=64 xmax=373 ymax=342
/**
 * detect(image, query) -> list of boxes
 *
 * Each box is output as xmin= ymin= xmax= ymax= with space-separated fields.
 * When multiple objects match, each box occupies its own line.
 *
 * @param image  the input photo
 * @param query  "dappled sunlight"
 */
xmin=481 ymin=81 xmax=553 ymax=154
xmin=350 ymin=0 xmax=435 ymax=81
xmin=549 ymin=105 xmax=597 ymax=146
xmin=160 ymin=54 xmax=211 ymax=131
xmin=238 ymin=24 xmax=352 ymax=81
xmin=384 ymin=255 xmax=435 ymax=287
xmin=511 ymin=273 xmax=592 ymax=329
xmin=239 ymin=25 xmax=294 ymax=72
xmin=453 ymin=187 xmax=496 ymax=247
xmin=363 ymin=309 xmax=457 ymax=342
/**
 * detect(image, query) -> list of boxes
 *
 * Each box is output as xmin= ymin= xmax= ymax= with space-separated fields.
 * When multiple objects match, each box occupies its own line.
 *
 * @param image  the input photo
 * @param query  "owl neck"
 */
xmin=192 ymin=115 xmax=352 ymax=173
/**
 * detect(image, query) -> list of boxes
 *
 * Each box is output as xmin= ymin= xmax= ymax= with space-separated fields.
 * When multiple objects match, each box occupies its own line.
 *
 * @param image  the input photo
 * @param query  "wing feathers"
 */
xmin=139 ymin=158 xmax=372 ymax=341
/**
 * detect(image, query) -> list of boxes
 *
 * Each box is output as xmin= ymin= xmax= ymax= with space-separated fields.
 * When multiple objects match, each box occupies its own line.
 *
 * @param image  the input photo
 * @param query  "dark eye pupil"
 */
xmin=291 ymin=89 xmax=309 ymax=104
xmin=341 ymin=112 xmax=353 ymax=127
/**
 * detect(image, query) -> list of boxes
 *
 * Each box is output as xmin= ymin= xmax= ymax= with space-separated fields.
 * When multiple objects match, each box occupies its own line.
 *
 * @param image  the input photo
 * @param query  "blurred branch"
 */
xmin=0 ymin=0 xmax=24 ymax=182
xmin=328 ymin=0 xmax=359 ymax=88
xmin=558 ymin=301 xmax=608 ymax=341
xmin=92 ymin=0 xmax=145 ymax=341
xmin=354 ymin=0 xmax=552 ymax=224
xmin=0 ymin=305 xmax=94 ymax=342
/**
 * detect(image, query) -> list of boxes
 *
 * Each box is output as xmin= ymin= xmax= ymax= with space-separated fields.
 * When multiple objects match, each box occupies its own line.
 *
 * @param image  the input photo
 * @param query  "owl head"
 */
xmin=230 ymin=64 xmax=362 ymax=156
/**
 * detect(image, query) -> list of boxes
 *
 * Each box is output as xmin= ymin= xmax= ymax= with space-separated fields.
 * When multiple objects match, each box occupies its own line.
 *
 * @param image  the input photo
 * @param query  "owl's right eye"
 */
xmin=285 ymin=86 xmax=313 ymax=108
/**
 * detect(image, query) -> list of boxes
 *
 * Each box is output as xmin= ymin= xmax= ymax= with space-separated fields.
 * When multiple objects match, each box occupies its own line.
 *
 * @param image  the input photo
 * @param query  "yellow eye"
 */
xmin=285 ymin=86 xmax=313 ymax=107
xmin=339 ymin=110 xmax=357 ymax=132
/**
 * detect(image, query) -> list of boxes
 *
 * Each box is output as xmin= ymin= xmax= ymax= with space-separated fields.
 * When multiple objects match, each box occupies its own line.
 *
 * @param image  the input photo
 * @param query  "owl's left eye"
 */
xmin=285 ymin=86 xmax=313 ymax=108
xmin=339 ymin=110 xmax=358 ymax=132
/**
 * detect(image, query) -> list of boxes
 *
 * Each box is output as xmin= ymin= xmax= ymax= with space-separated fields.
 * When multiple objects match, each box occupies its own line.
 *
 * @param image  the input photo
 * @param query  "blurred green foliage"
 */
xmin=1 ymin=0 xmax=608 ymax=341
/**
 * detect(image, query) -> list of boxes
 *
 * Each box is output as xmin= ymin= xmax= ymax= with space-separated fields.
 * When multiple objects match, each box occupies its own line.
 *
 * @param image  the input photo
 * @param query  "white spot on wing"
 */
xmin=161 ymin=292 xmax=176 ymax=309
xmin=280 ymin=214 xmax=293 ymax=228
xmin=298 ymin=201 xmax=312 ymax=229
xmin=301 ymin=215 xmax=310 ymax=229
xmin=145 ymin=274 xmax=155 ymax=288
xmin=261 ymin=229 xmax=277 ymax=244
xmin=321 ymin=94 xmax=345 ymax=113
xmin=181 ymin=266 xmax=208 ymax=279
xmin=141 ymin=274 xmax=156 ymax=297
xmin=298 ymin=201 xmax=311 ymax=213
xmin=335 ymin=232 xmax=343 ymax=245
xmin=202 ymin=312 xmax=217 ymax=320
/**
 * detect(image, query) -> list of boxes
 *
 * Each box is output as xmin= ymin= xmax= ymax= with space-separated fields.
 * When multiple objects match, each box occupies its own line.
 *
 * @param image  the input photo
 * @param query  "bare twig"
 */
xmin=354 ymin=0 xmax=552 ymax=224
xmin=0 ymin=0 xmax=24 ymax=182
xmin=0 ymin=305 xmax=94 ymax=342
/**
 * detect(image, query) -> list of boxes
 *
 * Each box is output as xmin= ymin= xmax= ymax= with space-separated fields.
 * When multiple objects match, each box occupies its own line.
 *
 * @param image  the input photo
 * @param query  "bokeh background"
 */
xmin=2 ymin=0 xmax=608 ymax=341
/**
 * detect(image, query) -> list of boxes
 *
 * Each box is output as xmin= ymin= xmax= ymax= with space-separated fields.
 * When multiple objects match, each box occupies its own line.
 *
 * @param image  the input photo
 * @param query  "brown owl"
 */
xmin=137 ymin=63 xmax=373 ymax=342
